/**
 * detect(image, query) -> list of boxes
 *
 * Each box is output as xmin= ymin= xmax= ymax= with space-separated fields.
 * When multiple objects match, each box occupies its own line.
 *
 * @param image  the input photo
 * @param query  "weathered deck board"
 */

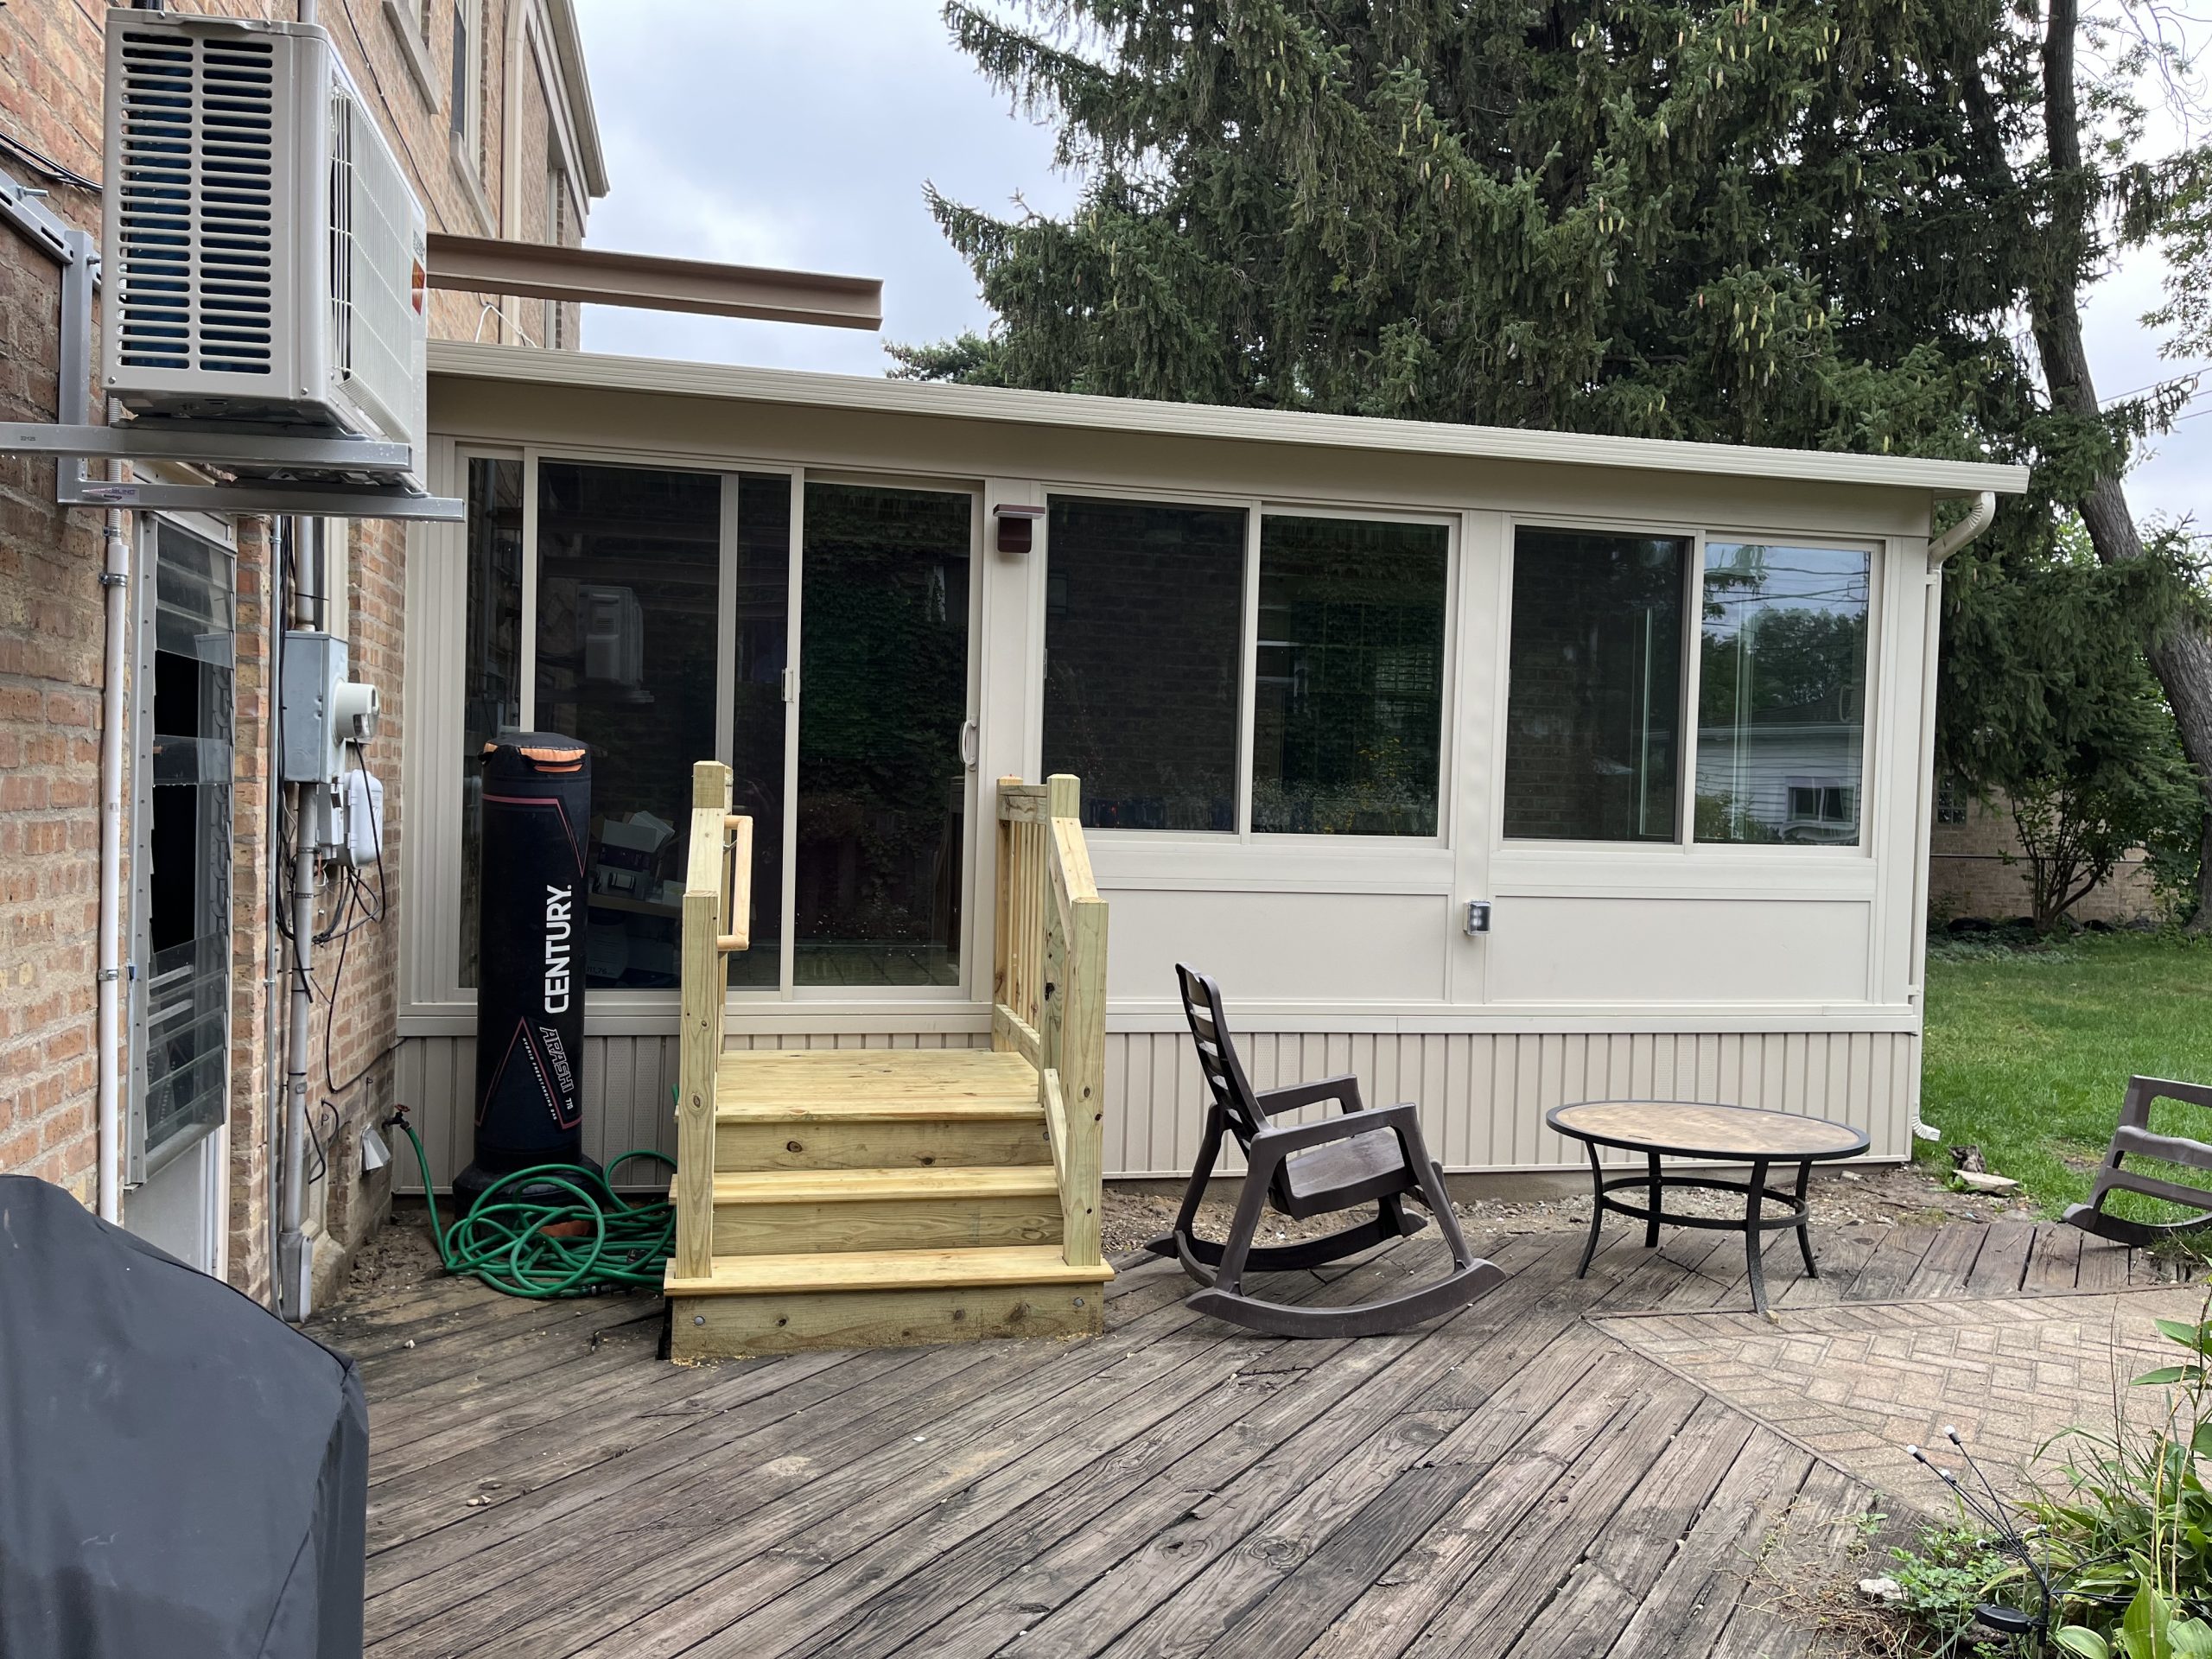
xmin=337 ymin=1215 xmax=2134 ymax=1659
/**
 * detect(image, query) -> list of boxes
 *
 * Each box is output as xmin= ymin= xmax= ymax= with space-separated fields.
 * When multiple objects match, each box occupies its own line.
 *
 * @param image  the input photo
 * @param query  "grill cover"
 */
xmin=0 ymin=1174 xmax=368 ymax=1659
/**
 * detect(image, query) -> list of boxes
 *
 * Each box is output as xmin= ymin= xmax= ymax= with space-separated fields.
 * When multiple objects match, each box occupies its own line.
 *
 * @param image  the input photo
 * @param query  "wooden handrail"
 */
xmin=675 ymin=761 xmax=752 ymax=1281
xmin=993 ymin=774 xmax=1108 ymax=1268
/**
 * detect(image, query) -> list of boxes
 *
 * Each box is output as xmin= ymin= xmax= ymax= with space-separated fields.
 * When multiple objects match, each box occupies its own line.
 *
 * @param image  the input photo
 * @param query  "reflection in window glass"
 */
xmin=1253 ymin=516 xmax=1449 ymax=836
xmin=727 ymin=475 xmax=791 ymax=988
xmin=458 ymin=457 xmax=522 ymax=988
xmin=795 ymin=482 xmax=971 ymax=987
xmin=1695 ymin=543 xmax=1871 ymax=845
xmin=1043 ymin=497 xmax=1245 ymax=831
xmin=1503 ymin=528 xmax=1688 ymax=841
xmin=139 ymin=524 xmax=235 ymax=1160
xmin=537 ymin=461 xmax=723 ymax=988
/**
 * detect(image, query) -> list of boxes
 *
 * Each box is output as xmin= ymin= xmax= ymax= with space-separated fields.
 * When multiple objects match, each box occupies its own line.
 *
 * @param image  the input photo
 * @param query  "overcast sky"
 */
xmin=569 ymin=0 xmax=2207 ymax=530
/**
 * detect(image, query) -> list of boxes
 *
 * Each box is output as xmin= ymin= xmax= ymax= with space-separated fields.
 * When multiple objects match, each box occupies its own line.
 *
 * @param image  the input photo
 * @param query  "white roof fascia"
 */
xmin=428 ymin=340 xmax=2033 ymax=499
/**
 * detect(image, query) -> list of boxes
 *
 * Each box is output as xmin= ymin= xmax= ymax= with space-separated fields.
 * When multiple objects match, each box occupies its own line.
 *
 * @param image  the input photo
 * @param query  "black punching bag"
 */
xmin=454 ymin=733 xmax=601 ymax=1209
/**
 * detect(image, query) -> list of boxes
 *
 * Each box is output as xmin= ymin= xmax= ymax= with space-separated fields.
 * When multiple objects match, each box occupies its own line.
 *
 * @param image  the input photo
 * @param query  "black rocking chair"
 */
xmin=2064 ymin=1076 xmax=2212 ymax=1246
xmin=1144 ymin=965 xmax=1507 ymax=1338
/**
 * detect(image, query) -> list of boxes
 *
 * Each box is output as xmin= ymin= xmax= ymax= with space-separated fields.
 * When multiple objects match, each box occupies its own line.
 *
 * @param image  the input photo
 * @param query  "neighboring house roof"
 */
xmin=426 ymin=340 xmax=2032 ymax=499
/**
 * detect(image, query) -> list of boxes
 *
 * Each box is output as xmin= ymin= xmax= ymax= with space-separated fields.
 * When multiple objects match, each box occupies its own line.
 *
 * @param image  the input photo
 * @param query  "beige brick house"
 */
xmin=0 ymin=0 xmax=603 ymax=1304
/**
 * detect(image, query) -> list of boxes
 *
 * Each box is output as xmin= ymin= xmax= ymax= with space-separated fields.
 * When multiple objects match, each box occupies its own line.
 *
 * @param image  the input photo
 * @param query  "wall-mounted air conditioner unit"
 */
xmin=102 ymin=11 xmax=428 ymax=479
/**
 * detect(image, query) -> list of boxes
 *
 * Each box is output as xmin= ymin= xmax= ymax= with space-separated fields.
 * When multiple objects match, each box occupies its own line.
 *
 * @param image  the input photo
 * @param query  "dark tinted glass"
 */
xmin=1503 ymin=527 xmax=1688 ymax=842
xmin=1042 ymin=497 xmax=1245 ymax=832
xmin=727 ymin=474 xmax=791 ymax=987
xmin=537 ymin=461 xmax=723 ymax=989
xmin=458 ymin=456 xmax=523 ymax=988
xmin=795 ymin=482 xmax=971 ymax=987
xmin=1253 ymin=516 xmax=1449 ymax=836
xmin=143 ymin=524 xmax=235 ymax=1156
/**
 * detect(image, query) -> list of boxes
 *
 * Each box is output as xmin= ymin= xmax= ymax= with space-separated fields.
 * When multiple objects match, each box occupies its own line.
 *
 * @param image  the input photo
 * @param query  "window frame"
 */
xmin=128 ymin=512 xmax=239 ymax=1184
xmin=1035 ymin=486 xmax=1460 ymax=849
xmin=1493 ymin=512 xmax=1883 ymax=860
xmin=421 ymin=445 xmax=987 ymax=1016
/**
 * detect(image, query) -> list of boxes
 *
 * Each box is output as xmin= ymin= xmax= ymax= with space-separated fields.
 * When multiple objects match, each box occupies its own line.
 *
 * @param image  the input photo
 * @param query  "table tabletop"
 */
xmin=1545 ymin=1099 xmax=1869 ymax=1162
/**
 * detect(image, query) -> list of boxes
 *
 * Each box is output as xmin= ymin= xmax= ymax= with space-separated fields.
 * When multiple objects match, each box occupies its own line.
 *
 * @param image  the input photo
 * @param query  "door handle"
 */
xmin=959 ymin=717 xmax=979 ymax=769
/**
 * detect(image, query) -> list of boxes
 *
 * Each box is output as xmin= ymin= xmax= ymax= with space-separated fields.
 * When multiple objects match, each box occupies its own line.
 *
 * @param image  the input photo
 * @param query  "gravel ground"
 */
xmin=1098 ymin=1160 xmax=2024 ymax=1257
xmin=337 ymin=1159 xmax=2014 ymax=1306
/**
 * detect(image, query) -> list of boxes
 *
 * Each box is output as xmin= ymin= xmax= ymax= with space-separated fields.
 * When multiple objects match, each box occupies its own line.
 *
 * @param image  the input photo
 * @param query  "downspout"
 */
xmin=1906 ymin=490 xmax=1999 ymax=1146
xmin=96 ymin=480 xmax=129 ymax=1223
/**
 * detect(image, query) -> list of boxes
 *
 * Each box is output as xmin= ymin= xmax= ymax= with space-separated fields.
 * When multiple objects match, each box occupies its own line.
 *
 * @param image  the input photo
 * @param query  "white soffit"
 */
xmin=429 ymin=340 xmax=2033 ymax=499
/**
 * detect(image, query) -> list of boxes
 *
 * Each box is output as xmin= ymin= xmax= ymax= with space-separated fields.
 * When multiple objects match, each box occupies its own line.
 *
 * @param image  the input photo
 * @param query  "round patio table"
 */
xmin=1544 ymin=1101 xmax=1869 ymax=1315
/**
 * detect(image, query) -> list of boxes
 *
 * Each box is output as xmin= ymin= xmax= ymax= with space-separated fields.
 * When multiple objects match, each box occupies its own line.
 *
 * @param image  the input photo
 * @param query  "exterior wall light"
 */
xmin=995 ymin=504 xmax=1046 ymax=556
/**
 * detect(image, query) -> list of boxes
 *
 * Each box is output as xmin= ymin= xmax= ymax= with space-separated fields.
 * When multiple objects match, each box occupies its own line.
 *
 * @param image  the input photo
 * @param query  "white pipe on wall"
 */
xmin=95 ymin=482 xmax=130 ymax=1224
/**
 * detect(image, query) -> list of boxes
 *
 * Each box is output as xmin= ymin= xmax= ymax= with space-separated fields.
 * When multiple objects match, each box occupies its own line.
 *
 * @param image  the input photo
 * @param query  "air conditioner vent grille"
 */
xmin=114 ymin=29 xmax=276 ymax=375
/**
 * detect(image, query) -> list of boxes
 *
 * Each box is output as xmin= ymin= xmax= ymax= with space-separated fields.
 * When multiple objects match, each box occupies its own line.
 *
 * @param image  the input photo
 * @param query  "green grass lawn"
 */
xmin=1919 ymin=931 xmax=2212 ymax=1216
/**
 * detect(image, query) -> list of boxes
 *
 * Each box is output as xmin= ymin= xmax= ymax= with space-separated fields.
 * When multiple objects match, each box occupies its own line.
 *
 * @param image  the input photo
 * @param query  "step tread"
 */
xmin=664 ymin=1243 xmax=1112 ymax=1298
xmin=711 ymin=1166 xmax=1060 ymax=1206
xmin=715 ymin=1052 xmax=1045 ymax=1122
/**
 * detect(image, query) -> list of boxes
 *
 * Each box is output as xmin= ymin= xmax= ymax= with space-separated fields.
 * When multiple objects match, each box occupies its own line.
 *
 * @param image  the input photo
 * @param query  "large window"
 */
xmin=1253 ymin=516 xmax=1449 ymax=836
xmin=1042 ymin=498 xmax=1245 ymax=831
xmin=728 ymin=475 xmax=791 ymax=988
xmin=535 ymin=461 xmax=728 ymax=990
xmin=1503 ymin=528 xmax=1688 ymax=842
xmin=457 ymin=456 xmax=522 ymax=988
xmin=132 ymin=522 xmax=235 ymax=1173
xmin=794 ymin=482 xmax=972 ymax=987
xmin=1695 ymin=543 xmax=1871 ymax=845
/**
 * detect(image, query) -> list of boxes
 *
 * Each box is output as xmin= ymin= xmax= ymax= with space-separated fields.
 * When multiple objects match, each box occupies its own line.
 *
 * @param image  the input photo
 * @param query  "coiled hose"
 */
xmin=387 ymin=1111 xmax=675 ymax=1298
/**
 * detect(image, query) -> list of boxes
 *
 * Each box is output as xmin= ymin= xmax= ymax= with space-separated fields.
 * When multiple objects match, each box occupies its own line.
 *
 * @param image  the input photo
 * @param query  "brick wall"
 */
xmin=1928 ymin=784 xmax=2163 ymax=926
xmin=0 ymin=0 xmax=597 ymax=1302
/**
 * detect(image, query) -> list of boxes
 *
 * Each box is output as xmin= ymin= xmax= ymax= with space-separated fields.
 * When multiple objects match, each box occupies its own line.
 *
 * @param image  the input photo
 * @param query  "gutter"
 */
xmin=1926 ymin=490 xmax=1998 ymax=569
xmin=1906 ymin=489 xmax=1999 ymax=1147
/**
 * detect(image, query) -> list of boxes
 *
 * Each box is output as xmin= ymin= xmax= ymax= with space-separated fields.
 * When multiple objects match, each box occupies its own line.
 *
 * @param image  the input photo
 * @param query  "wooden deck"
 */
xmin=331 ymin=1216 xmax=2167 ymax=1658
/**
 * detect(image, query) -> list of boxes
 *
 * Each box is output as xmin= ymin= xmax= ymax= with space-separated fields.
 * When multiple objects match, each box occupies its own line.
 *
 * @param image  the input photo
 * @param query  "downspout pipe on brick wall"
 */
xmin=1905 ymin=488 xmax=2000 ymax=1147
xmin=95 ymin=482 xmax=128 ymax=1223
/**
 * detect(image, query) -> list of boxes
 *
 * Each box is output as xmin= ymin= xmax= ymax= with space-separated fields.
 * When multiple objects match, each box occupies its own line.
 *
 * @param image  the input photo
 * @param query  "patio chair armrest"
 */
xmin=1249 ymin=1100 xmax=1420 ymax=1161
xmin=1253 ymin=1074 xmax=1364 ymax=1119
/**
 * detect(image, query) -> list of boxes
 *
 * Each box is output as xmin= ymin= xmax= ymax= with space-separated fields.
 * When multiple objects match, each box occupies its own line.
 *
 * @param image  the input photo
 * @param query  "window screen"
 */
xmin=1042 ymin=497 xmax=1245 ymax=831
xmin=1503 ymin=528 xmax=1688 ymax=842
xmin=1252 ymin=516 xmax=1449 ymax=836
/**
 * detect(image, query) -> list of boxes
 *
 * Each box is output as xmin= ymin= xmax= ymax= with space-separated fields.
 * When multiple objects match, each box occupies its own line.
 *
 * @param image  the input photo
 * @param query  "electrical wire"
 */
xmin=386 ymin=1110 xmax=675 ymax=1298
xmin=0 ymin=129 xmax=100 ymax=194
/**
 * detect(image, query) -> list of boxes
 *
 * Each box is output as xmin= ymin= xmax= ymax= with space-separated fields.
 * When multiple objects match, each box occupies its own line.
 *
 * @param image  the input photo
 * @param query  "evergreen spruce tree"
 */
xmin=907 ymin=0 xmax=2212 ymax=920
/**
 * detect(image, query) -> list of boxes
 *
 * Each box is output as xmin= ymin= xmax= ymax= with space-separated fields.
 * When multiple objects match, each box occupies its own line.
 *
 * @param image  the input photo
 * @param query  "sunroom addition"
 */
xmin=396 ymin=344 xmax=2027 ymax=1201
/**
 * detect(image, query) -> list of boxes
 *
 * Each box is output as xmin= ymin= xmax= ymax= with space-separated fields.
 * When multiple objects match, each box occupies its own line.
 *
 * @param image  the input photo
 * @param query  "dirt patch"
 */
xmin=1101 ymin=1160 xmax=2025 ymax=1257
xmin=340 ymin=1201 xmax=447 ymax=1300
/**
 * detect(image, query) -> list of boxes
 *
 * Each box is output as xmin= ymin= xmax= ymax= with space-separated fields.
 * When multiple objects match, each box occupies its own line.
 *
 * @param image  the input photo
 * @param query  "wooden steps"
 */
xmin=667 ymin=1050 xmax=1109 ymax=1359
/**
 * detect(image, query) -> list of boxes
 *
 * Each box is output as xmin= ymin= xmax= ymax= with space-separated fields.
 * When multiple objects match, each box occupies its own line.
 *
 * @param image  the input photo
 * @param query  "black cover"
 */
xmin=0 ymin=1174 xmax=368 ymax=1658
xmin=467 ymin=732 xmax=591 ymax=1192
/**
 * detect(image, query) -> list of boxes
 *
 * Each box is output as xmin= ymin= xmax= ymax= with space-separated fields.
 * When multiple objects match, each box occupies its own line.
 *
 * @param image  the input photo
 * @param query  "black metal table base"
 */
xmin=1573 ymin=1147 xmax=1815 ymax=1315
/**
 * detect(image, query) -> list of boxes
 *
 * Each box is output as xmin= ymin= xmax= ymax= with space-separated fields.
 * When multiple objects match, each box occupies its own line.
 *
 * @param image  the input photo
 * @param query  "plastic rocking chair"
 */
xmin=1142 ymin=964 xmax=1507 ymax=1338
xmin=2064 ymin=1076 xmax=2212 ymax=1246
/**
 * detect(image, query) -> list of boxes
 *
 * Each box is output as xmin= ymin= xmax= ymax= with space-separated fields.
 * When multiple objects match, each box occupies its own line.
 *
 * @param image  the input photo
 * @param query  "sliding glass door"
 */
xmin=792 ymin=481 xmax=975 ymax=988
xmin=453 ymin=460 xmax=976 ymax=1002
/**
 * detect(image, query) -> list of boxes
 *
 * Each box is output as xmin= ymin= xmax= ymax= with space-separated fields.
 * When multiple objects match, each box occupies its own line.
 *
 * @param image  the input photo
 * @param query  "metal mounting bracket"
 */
xmin=0 ymin=159 xmax=461 ymax=523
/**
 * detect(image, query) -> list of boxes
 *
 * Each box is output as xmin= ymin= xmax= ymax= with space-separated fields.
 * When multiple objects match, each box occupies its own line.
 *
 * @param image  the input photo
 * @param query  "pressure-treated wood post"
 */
xmin=674 ymin=760 xmax=732 ymax=1283
xmin=991 ymin=776 xmax=1020 ymax=1046
xmin=1047 ymin=773 xmax=1105 ymax=1269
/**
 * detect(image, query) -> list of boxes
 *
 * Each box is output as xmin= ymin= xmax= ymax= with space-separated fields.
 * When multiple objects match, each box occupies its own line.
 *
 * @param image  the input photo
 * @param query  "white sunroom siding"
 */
xmin=392 ymin=1027 xmax=1916 ymax=1192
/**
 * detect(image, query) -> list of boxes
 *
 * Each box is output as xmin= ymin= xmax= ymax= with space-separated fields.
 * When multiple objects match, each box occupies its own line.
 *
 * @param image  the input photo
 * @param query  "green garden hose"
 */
xmin=388 ymin=1112 xmax=675 ymax=1299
